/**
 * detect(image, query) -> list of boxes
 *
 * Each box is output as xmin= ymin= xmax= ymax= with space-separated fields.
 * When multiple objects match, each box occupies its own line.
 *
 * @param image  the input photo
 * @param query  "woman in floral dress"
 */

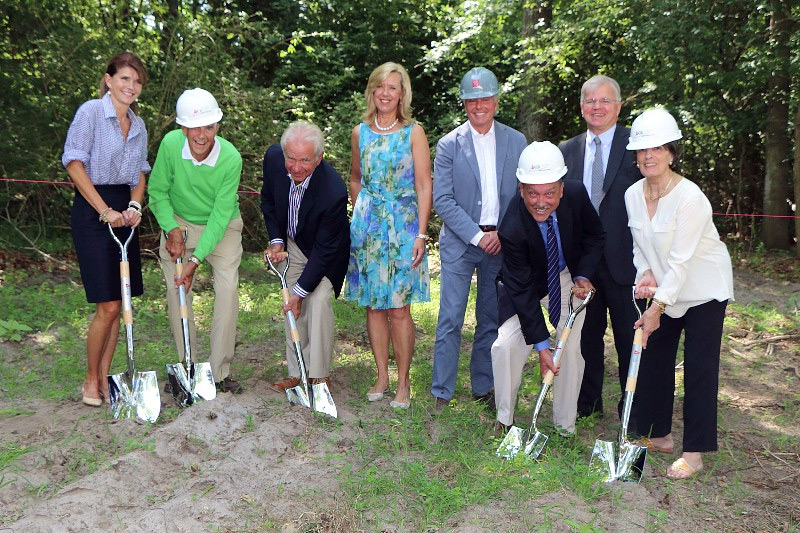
xmin=345 ymin=62 xmax=432 ymax=409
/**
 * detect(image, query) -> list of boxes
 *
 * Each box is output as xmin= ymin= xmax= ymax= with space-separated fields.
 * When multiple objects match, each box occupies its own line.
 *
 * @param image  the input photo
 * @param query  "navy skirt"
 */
xmin=71 ymin=185 xmax=144 ymax=303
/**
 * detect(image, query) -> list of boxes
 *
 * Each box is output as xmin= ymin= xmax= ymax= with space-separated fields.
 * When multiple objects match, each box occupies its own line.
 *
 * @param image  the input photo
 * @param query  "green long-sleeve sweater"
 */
xmin=148 ymin=129 xmax=242 ymax=261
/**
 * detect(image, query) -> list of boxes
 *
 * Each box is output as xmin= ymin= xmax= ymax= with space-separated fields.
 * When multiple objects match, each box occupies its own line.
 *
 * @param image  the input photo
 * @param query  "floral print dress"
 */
xmin=344 ymin=122 xmax=430 ymax=310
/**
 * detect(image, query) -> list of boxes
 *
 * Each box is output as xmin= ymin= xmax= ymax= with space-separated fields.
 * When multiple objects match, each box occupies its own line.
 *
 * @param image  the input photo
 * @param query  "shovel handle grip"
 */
xmin=625 ymin=328 xmax=644 ymax=392
xmin=542 ymin=369 xmax=555 ymax=386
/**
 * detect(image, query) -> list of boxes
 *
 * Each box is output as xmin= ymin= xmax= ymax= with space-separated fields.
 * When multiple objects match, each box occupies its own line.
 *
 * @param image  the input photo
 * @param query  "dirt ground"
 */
xmin=1 ymin=268 xmax=798 ymax=532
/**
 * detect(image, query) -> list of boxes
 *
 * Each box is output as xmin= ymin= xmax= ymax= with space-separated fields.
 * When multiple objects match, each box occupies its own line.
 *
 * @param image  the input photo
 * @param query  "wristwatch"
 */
xmin=188 ymin=256 xmax=201 ymax=266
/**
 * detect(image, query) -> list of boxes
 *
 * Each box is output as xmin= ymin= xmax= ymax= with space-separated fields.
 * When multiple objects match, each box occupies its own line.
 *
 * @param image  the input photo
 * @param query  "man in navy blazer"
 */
xmin=431 ymin=67 xmax=527 ymax=411
xmin=261 ymin=121 xmax=350 ymax=391
xmin=492 ymin=141 xmax=605 ymax=434
xmin=558 ymin=75 xmax=641 ymax=419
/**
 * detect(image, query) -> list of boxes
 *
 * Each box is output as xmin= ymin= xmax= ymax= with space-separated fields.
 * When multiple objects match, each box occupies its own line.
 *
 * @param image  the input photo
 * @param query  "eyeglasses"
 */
xmin=582 ymin=98 xmax=619 ymax=107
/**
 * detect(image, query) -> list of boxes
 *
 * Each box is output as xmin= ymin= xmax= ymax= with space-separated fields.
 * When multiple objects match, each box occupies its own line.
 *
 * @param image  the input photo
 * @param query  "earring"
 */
xmin=669 ymin=160 xmax=674 ymax=166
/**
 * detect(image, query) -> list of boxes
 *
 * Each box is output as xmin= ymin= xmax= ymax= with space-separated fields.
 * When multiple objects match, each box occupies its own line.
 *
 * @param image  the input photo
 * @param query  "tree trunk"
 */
xmin=795 ymin=105 xmax=800 ymax=257
xmin=763 ymin=0 xmax=791 ymax=249
xmin=515 ymin=1 xmax=552 ymax=142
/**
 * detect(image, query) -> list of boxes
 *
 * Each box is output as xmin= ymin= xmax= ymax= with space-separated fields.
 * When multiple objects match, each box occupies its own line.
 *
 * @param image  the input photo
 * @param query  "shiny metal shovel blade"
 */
xmin=523 ymin=430 xmax=549 ymax=459
xmin=589 ymin=439 xmax=618 ymax=482
xmin=286 ymin=383 xmax=338 ymax=418
xmin=496 ymin=426 xmax=526 ymax=458
xmin=496 ymin=426 xmax=549 ymax=459
xmin=166 ymin=361 xmax=216 ymax=407
xmin=108 ymin=371 xmax=160 ymax=423
xmin=617 ymin=442 xmax=647 ymax=482
xmin=589 ymin=439 xmax=647 ymax=482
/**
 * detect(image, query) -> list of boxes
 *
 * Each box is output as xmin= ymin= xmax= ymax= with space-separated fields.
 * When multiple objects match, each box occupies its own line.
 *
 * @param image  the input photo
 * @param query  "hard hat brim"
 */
xmin=176 ymin=109 xmax=223 ymax=128
xmin=626 ymin=131 xmax=682 ymax=151
xmin=460 ymin=90 xmax=499 ymax=100
xmin=516 ymin=166 xmax=568 ymax=185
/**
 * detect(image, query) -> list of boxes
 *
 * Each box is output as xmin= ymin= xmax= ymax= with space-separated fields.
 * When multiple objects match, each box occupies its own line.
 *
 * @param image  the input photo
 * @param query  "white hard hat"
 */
xmin=175 ymin=88 xmax=223 ymax=128
xmin=460 ymin=67 xmax=500 ymax=100
xmin=516 ymin=141 xmax=568 ymax=184
xmin=626 ymin=108 xmax=682 ymax=150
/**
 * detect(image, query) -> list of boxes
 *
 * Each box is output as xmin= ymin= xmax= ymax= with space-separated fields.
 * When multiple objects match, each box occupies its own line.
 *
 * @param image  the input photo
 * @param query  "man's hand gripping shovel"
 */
xmin=164 ymin=227 xmax=216 ymax=407
xmin=588 ymin=287 xmax=649 ymax=482
xmin=497 ymin=287 xmax=594 ymax=459
xmin=106 ymin=225 xmax=161 ymax=423
xmin=266 ymin=251 xmax=337 ymax=418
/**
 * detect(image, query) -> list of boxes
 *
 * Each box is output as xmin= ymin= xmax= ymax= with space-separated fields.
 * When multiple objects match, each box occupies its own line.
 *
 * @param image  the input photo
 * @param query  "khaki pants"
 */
xmin=280 ymin=239 xmax=335 ymax=378
xmin=159 ymin=215 xmax=243 ymax=381
xmin=491 ymin=269 xmax=586 ymax=433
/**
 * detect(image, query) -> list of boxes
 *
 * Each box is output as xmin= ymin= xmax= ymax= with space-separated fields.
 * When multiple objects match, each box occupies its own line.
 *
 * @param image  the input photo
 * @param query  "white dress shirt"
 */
xmin=182 ymin=137 xmax=221 ymax=167
xmin=469 ymin=121 xmax=499 ymax=246
xmin=624 ymin=177 xmax=734 ymax=318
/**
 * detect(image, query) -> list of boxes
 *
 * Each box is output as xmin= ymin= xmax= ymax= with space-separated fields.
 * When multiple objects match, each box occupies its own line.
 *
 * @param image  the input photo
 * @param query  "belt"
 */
xmin=479 ymin=225 xmax=497 ymax=232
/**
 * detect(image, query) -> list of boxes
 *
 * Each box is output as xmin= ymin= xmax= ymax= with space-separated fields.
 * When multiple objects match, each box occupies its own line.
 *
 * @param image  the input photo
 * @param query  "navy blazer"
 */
xmin=497 ymin=181 xmax=605 ymax=345
xmin=559 ymin=125 xmax=639 ymax=285
xmin=260 ymin=144 xmax=350 ymax=297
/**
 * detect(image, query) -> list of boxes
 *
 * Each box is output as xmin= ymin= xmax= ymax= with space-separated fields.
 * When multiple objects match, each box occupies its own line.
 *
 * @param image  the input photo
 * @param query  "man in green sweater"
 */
xmin=149 ymin=88 xmax=244 ymax=394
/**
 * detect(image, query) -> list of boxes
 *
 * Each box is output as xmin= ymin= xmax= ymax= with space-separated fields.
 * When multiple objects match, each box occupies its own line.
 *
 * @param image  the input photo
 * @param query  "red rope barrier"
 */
xmin=1 ymin=176 xmax=798 ymax=218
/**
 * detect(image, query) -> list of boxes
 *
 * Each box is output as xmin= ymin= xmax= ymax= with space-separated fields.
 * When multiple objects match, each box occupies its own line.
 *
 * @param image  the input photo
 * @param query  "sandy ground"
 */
xmin=1 ymin=268 xmax=798 ymax=532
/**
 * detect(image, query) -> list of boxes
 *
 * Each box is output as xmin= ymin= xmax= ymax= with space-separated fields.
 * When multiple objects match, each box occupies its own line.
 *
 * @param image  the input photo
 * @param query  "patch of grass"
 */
xmin=0 ymin=408 xmax=35 ymax=420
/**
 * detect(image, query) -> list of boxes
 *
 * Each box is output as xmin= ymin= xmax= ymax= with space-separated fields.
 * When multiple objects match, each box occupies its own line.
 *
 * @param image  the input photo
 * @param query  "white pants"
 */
xmin=280 ymin=239 xmax=335 ymax=378
xmin=491 ymin=269 xmax=586 ymax=433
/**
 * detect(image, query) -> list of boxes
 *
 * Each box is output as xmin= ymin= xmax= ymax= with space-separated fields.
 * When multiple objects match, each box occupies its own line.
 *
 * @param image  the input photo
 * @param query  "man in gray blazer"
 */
xmin=431 ymin=67 xmax=527 ymax=411
xmin=558 ymin=75 xmax=641 ymax=419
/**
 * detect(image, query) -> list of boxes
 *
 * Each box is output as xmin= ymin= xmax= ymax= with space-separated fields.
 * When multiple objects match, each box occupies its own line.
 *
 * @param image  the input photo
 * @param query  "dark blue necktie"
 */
xmin=546 ymin=216 xmax=560 ymax=328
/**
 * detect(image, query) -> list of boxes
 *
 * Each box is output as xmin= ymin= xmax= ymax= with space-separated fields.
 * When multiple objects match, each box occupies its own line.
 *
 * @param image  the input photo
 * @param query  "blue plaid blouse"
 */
xmin=62 ymin=93 xmax=151 ymax=187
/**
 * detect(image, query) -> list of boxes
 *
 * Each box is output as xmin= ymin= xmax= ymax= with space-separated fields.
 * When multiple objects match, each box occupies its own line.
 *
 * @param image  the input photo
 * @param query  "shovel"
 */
xmin=106 ymin=225 xmax=160 ymax=423
xmin=497 ymin=287 xmax=595 ymax=459
xmin=266 ymin=251 xmax=337 ymax=418
xmin=164 ymin=227 xmax=216 ymax=407
xmin=589 ymin=287 xmax=648 ymax=482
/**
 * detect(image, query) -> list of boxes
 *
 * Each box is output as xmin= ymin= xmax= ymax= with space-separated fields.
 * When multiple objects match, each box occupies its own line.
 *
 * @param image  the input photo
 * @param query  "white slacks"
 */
xmin=280 ymin=239 xmax=335 ymax=379
xmin=491 ymin=269 xmax=586 ymax=433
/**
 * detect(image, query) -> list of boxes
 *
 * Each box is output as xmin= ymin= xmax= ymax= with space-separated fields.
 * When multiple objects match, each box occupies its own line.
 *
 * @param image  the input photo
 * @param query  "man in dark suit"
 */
xmin=261 ymin=121 xmax=350 ymax=391
xmin=558 ymin=75 xmax=641 ymax=419
xmin=491 ymin=141 xmax=604 ymax=435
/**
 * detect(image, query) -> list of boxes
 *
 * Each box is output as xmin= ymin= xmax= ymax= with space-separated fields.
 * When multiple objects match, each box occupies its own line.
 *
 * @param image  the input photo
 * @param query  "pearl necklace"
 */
xmin=647 ymin=173 xmax=675 ymax=201
xmin=374 ymin=114 xmax=398 ymax=131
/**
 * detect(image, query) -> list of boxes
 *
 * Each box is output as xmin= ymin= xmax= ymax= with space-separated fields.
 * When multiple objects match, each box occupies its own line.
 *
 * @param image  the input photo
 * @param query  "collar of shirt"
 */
xmin=535 ymin=212 xmax=567 ymax=271
xmin=584 ymin=124 xmax=616 ymax=153
xmin=469 ymin=120 xmax=495 ymax=141
xmin=287 ymin=171 xmax=313 ymax=191
xmin=101 ymin=92 xmax=142 ymax=138
xmin=182 ymin=137 xmax=222 ymax=167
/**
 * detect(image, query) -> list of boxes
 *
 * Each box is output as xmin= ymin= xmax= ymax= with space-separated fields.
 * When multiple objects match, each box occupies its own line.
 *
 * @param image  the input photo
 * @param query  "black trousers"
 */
xmin=577 ymin=262 xmax=638 ymax=418
xmin=634 ymin=299 xmax=728 ymax=452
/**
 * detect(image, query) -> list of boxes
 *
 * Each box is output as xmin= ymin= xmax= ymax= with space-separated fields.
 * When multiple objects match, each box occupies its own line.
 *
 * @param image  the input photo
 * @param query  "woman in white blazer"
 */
xmin=624 ymin=108 xmax=734 ymax=480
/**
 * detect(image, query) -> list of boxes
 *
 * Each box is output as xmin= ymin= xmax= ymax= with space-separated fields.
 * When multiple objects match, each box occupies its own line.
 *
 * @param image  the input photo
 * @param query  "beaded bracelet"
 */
xmin=98 ymin=207 xmax=111 ymax=223
xmin=128 ymin=200 xmax=142 ymax=212
xmin=416 ymin=233 xmax=428 ymax=241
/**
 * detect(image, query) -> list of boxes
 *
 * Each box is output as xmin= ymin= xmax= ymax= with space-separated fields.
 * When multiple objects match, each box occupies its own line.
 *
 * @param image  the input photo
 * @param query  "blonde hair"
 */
xmin=360 ymin=62 xmax=413 ymax=127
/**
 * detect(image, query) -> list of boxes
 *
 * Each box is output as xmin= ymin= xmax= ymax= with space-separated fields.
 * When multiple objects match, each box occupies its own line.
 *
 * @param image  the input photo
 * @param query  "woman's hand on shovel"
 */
xmin=538 ymin=348 xmax=560 ymax=378
xmin=635 ymin=305 xmax=662 ymax=349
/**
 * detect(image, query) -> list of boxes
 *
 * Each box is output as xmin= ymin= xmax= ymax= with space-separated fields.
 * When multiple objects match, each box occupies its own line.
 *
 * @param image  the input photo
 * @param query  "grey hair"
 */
xmin=580 ymin=75 xmax=621 ymax=102
xmin=280 ymin=121 xmax=325 ymax=158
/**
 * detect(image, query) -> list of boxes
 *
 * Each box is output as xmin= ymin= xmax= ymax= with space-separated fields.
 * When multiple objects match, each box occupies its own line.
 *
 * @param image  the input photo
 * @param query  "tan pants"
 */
xmin=279 ymin=239 xmax=333 ymax=378
xmin=159 ymin=215 xmax=243 ymax=381
xmin=280 ymin=239 xmax=335 ymax=378
xmin=491 ymin=269 xmax=586 ymax=433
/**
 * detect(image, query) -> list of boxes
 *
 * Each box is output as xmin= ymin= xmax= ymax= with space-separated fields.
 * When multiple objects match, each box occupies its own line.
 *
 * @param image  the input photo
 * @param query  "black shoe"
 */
xmin=473 ymin=390 xmax=496 ymax=413
xmin=577 ymin=408 xmax=603 ymax=420
xmin=216 ymin=377 xmax=243 ymax=394
xmin=433 ymin=396 xmax=449 ymax=414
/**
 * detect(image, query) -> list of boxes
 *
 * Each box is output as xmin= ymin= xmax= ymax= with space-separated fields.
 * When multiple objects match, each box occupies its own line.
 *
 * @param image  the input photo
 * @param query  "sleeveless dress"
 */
xmin=344 ymin=122 xmax=430 ymax=310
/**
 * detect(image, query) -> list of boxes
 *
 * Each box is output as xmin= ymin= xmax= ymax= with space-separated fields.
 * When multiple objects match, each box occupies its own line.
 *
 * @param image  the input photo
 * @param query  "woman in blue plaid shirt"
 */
xmin=62 ymin=52 xmax=150 ymax=407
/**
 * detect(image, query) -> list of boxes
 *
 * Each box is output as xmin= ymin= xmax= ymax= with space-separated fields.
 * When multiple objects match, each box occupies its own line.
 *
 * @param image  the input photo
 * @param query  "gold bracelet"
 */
xmin=98 ymin=207 xmax=111 ymax=223
xmin=651 ymin=298 xmax=667 ymax=313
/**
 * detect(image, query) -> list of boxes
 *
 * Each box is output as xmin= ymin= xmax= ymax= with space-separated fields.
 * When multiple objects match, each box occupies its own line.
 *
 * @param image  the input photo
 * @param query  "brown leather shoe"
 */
xmin=433 ymin=396 xmax=449 ymax=414
xmin=492 ymin=421 xmax=511 ymax=436
xmin=271 ymin=376 xmax=300 ymax=392
xmin=310 ymin=377 xmax=331 ymax=388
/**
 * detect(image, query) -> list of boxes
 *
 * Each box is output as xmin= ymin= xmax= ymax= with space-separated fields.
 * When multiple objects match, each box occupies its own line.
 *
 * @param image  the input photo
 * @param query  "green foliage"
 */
xmin=0 ymin=319 xmax=32 ymax=342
